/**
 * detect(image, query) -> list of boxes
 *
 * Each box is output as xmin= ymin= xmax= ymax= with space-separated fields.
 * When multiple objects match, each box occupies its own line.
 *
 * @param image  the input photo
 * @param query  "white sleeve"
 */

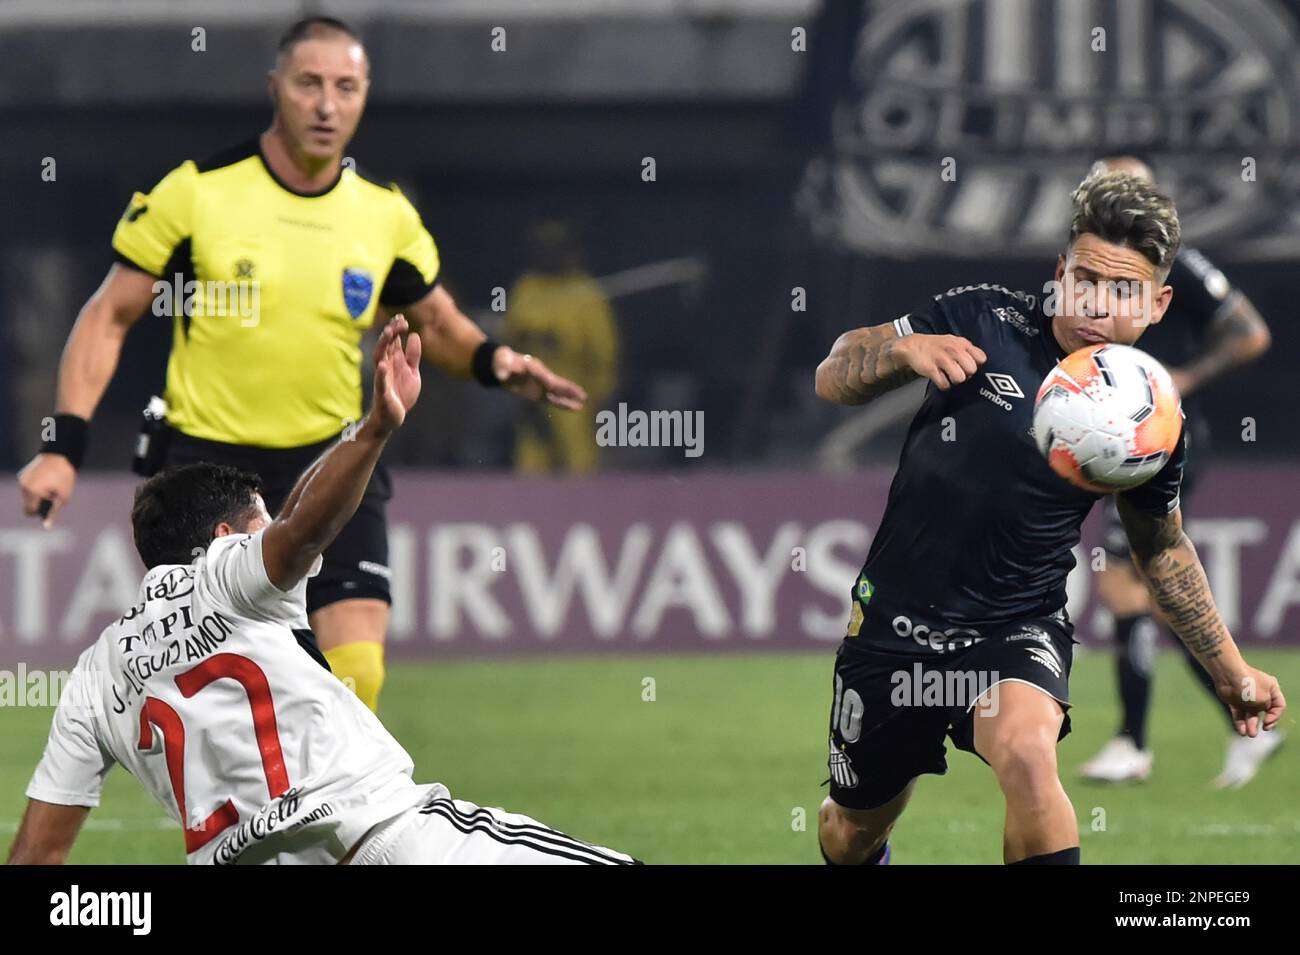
xmin=26 ymin=658 xmax=115 ymax=808
xmin=200 ymin=530 xmax=320 ymax=623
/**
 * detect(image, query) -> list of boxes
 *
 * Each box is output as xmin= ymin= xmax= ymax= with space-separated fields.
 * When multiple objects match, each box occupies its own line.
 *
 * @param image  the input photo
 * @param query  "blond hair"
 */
xmin=1069 ymin=171 xmax=1181 ymax=276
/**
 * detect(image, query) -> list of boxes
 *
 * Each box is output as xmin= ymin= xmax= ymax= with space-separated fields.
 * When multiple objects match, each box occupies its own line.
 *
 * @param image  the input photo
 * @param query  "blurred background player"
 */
xmin=1078 ymin=156 xmax=1280 ymax=788
xmin=15 ymin=17 xmax=587 ymax=712
xmin=505 ymin=220 xmax=618 ymax=474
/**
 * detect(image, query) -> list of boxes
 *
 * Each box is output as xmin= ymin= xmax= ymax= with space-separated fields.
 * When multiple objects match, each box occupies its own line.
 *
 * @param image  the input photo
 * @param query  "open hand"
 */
xmin=372 ymin=315 xmax=422 ymax=432
xmin=493 ymin=347 xmax=587 ymax=411
xmin=1216 ymin=665 xmax=1286 ymax=737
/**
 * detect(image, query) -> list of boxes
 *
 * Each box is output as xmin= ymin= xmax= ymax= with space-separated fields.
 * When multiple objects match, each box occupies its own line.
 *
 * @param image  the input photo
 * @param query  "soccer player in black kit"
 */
xmin=813 ymin=171 xmax=1286 ymax=865
xmin=1076 ymin=158 xmax=1279 ymax=789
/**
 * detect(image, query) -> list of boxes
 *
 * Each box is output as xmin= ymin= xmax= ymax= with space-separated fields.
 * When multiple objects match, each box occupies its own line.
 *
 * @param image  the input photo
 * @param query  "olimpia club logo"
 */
xmin=797 ymin=0 xmax=1300 ymax=258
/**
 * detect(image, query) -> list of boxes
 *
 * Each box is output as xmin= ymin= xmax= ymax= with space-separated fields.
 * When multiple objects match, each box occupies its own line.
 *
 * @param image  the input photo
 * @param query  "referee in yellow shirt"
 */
xmin=17 ymin=17 xmax=586 ymax=711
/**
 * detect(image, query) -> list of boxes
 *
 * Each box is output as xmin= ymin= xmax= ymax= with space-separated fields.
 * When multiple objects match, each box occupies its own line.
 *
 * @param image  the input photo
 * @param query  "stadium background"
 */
xmin=1 ymin=0 xmax=1297 ymax=863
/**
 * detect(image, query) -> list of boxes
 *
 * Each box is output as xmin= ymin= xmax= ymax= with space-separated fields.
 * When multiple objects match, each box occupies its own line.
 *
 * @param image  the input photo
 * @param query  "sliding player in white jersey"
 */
xmin=7 ymin=317 xmax=636 ymax=866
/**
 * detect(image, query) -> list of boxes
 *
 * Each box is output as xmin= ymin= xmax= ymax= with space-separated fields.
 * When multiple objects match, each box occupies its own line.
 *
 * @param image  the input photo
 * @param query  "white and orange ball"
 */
xmin=1033 ymin=343 xmax=1182 ymax=493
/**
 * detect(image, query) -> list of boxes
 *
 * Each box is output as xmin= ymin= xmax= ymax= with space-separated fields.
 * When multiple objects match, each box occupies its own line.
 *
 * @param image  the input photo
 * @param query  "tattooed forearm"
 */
xmin=1118 ymin=499 xmax=1231 ymax=663
xmin=815 ymin=326 xmax=917 ymax=406
xmin=841 ymin=334 xmax=911 ymax=398
xmin=1118 ymin=496 xmax=1184 ymax=558
xmin=1142 ymin=546 xmax=1228 ymax=659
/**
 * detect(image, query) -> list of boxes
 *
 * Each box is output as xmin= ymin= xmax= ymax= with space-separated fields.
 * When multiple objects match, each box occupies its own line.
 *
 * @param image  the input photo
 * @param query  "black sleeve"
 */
xmin=1168 ymin=249 xmax=1233 ymax=338
xmin=893 ymin=289 xmax=975 ymax=337
xmin=112 ymin=249 xmax=163 ymax=279
xmin=378 ymin=258 xmax=439 ymax=308
xmin=1117 ymin=425 xmax=1187 ymax=515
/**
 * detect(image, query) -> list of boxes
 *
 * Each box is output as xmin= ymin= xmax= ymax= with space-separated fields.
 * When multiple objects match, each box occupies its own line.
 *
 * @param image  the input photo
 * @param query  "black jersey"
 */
xmin=1138 ymin=248 xmax=1233 ymax=374
xmin=1132 ymin=248 xmax=1234 ymax=432
xmin=849 ymin=284 xmax=1186 ymax=655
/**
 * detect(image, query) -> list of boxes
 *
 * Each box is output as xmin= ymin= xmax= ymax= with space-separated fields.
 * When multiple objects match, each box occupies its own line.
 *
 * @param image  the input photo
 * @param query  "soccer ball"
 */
xmin=1033 ymin=343 xmax=1182 ymax=493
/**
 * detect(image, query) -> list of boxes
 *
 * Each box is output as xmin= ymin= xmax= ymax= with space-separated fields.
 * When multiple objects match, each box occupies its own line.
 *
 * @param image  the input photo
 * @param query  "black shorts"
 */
xmin=826 ymin=617 xmax=1076 ymax=811
xmin=163 ymin=430 xmax=393 ymax=613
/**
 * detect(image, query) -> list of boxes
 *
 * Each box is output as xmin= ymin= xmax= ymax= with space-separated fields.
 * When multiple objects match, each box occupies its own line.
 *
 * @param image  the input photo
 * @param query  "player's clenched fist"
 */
xmin=893 ymin=334 xmax=988 ymax=391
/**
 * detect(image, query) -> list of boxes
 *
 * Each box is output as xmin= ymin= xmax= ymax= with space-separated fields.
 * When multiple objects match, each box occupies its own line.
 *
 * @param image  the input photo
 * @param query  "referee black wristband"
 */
xmin=471 ymin=339 xmax=504 ymax=388
xmin=40 ymin=413 xmax=90 ymax=469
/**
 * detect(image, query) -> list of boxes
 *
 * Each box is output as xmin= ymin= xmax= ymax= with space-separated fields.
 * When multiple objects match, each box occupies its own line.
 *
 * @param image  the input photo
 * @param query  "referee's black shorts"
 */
xmin=163 ymin=430 xmax=393 ymax=614
xmin=825 ymin=617 xmax=1075 ymax=811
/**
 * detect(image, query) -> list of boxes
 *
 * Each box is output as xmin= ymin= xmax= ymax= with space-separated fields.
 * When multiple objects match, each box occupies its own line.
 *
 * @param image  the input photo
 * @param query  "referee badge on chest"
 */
xmin=342 ymin=267 xmax=375 ymax=319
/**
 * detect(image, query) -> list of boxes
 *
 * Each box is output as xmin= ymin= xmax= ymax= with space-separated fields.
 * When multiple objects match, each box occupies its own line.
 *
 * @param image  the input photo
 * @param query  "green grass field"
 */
xmin=3 ymin=648 xmax=1296 ymax=864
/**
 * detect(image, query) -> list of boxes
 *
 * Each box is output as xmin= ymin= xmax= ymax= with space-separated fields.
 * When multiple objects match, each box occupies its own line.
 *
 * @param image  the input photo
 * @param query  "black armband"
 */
xmin=40 ymin=413 xmax=90 ymax=469
xmin=471 ymin=339 xmax=503 ymax=388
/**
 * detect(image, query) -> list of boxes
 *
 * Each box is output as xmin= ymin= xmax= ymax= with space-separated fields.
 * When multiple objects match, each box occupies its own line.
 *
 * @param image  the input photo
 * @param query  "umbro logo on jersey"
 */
xmin=979 ymin=372 xmax=1022 ymax=411
xmin=984 ymin=373 xmax=1023 ymax=398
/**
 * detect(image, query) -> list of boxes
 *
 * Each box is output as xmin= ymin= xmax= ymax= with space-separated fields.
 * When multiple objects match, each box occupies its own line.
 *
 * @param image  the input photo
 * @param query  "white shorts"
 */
xmin=350 ymin=784 xmax=638 ymax=865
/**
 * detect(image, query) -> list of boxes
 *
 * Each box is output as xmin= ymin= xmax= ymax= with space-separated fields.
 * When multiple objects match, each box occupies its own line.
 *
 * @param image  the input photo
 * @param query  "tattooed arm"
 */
xmin=1118 ymin=498 xmax=1286 ymax=735
xmin=1171 ymin=295 xmax=1271 ymax=397
xmin=814 ymin=324 xmax=987 ymax=405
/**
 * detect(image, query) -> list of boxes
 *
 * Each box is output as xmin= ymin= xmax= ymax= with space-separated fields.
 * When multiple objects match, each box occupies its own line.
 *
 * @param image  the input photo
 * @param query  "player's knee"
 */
xmin=984 ymin=723 xmax=1059 ymax=796
xmin=818 ymin=797 xmax=887 ymax=863
xmin=324 ymin=641 xmax=386 ymax=712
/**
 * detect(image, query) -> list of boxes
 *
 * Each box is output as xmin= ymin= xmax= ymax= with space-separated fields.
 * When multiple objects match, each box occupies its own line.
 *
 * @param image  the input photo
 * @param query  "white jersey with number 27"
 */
xmin=27 ymin=530 xmax=424 ymax=865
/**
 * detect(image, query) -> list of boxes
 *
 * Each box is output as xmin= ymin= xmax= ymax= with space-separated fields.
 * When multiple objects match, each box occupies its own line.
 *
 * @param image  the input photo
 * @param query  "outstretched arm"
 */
xmin=1118 ymin=498 xmax=1286 ymax=736
xmin=261 ymin=316 xmax=421 ymax=590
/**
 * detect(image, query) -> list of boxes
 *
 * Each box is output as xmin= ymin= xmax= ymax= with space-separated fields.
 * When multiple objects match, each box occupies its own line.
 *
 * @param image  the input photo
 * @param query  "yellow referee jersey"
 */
xmin=112 ymin=139 xmax=441 ymax=448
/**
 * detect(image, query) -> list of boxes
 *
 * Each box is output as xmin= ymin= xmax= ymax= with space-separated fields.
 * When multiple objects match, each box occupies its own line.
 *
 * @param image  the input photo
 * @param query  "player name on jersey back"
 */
xmin=27 ymin=531 xmax=424 ymax=864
